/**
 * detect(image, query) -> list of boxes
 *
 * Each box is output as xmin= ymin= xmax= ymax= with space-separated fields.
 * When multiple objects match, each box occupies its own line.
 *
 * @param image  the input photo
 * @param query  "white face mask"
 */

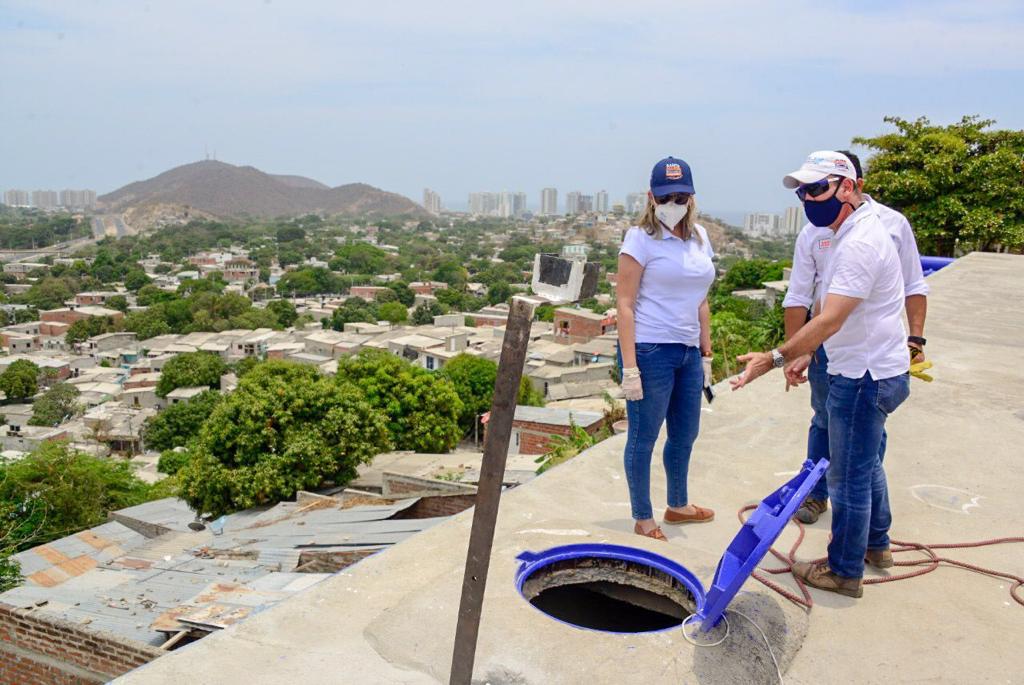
xmin=655 ymin=202 xmax=688 ymax=230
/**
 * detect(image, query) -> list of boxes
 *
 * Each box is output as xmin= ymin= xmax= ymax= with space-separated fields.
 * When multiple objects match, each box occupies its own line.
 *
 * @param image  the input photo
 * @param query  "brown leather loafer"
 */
xmin=634 ymin=522 xmax=667 ymax=541
xmin=865 ymin=548 xmax=894 ymax=569
xmin=792 ymin=560 xmax=863 ymax=598
xmin=663 ymin=505 xmax=715 ymax=525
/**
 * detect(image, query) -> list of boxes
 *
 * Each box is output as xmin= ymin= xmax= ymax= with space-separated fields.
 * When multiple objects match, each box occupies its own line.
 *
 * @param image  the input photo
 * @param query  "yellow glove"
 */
xmin=910 ymin=360 xmax=933 ymax=382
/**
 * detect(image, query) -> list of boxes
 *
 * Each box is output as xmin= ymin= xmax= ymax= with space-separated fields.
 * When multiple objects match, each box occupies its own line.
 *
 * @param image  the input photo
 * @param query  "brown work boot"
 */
xmin=865 ymin=548 xmax=894 ymax=569
xmin=791 ymin=560 xmax=863 ymax=598
xmin=794 ymin=497 xmax=828 ymax=524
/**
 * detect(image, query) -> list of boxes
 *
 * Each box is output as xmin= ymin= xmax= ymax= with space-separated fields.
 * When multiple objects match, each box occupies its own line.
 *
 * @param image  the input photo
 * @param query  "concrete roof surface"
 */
xmin=113 ymin=254 xmax=1024 ymax=684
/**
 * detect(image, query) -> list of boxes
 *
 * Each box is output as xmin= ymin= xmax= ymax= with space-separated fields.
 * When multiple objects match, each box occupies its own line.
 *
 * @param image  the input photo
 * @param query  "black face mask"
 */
xmin=803 ymin=182 xmax=857 ymax=227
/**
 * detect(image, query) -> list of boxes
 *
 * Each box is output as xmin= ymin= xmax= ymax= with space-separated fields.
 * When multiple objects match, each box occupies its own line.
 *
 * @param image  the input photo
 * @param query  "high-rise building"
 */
xmin=541 ymin=188 xmax=558 ymax=216
xmin=59 ymin=189 xmax=97 ymax=209
xmin=595 ymin=190 xmax=609 ymax=214
xmin=625 ymin=192 xmax=647 ymax=215
xmin=2 ymin=189 xmax=30 ymax=207
xmin=578 ymin=195 xmax=594 ymax=213
xmin=422 ymin=188 xmax=442 ymax=215
xmin=31 ymin=190 xmax=59 ymax=209
xmin=565 ymin=191 xmax=582 ymax=215
xmin=743 ymin=212 xmax=781 ymax=237
xmin=512 ymin=192 xmax=527 ymax=218
xmin=781 ymin=206 xmax=805 ymax=235
xmin=468 ymin=192 xmax=500 ymax=216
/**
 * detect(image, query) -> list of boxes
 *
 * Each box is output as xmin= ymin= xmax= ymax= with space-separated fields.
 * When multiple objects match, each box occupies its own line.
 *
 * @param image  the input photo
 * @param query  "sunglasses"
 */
xmin=654 ymin=193 xmax=691 ymax=205
xmin=795 ymin=177 xmax=840 ymax=201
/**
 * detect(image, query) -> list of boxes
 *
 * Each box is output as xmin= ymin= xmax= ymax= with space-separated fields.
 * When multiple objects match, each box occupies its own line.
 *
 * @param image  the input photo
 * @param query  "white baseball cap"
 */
xmin=782 ymin=150 xmax=857 ymax=189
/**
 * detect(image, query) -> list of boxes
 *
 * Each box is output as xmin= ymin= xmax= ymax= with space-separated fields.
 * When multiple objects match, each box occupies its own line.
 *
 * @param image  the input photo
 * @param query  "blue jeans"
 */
xmin=826 ymin=372 xmax=910 ymax=578
xmin=619 ymin=343 xmax=703 ymax=520
xmin=801 ymin=345 xmax=831 ymax=501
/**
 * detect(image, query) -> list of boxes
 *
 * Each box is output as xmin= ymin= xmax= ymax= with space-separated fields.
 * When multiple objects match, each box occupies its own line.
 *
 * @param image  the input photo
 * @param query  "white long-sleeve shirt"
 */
xmin=782 ymin=195 xmax=929 ymax=311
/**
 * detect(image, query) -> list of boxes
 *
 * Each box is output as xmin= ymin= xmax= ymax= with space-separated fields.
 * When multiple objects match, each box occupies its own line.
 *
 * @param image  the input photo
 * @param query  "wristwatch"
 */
xmin=907 ymin=336 xmax=927 ymax=347
xmin=770 ymin=348 xmax=785 ymax=368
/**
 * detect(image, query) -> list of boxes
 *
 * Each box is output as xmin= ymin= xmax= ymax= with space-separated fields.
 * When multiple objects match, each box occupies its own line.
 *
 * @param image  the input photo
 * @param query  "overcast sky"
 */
xmin=2 ymin=0 xmax=1023 ymax=217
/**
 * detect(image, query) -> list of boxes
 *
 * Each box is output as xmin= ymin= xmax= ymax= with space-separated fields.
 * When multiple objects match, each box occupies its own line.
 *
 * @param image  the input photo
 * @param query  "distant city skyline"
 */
xmin=3 ymin=2 xmax=1022 ymax=216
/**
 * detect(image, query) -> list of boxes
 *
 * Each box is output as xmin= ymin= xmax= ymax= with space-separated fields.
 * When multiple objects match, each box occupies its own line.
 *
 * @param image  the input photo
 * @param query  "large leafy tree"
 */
xmin=142 ymin=390 xmax=222 ymax=451
xmin=178 ymin=361 xmax=390 ymax=517
xmin=0 ymin=359 xmax=39 ymax=401
xmin=853 ymin=115 xmax=1024 ymax=256
xmin=0 ymin=441 xmax=156 ymax=555
xmin=155 ymin=351 xmax=227 ymax=397
xmin=337 ymin=349 xmax=463 ymax=453
xmin=440 ymin=354 xmax=498 ymax=434
xmin=29 ymin=383 xmax=81 ymax=427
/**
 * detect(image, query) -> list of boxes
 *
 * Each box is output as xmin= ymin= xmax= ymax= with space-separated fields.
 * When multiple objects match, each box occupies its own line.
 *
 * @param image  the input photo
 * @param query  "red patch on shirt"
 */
xmin=817 ymin=238 xmax=832 ymax=250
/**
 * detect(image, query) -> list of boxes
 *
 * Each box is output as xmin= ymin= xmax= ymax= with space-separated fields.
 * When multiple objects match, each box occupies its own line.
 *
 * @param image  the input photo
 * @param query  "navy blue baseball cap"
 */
xmin=650 ymin=156 xmax=695 ymax=197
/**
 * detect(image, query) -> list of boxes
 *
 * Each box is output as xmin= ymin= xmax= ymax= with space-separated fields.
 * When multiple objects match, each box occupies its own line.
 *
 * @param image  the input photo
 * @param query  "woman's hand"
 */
xmin=730 ymin=351 xmax=773 ymax=391
xmin=621 ymin=367 xmax=643 ymax=401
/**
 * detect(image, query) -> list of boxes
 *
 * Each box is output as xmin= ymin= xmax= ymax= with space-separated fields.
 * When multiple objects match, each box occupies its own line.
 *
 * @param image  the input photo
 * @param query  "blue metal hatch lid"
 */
xmin=698 ymin=458 xmax=828 ymax=632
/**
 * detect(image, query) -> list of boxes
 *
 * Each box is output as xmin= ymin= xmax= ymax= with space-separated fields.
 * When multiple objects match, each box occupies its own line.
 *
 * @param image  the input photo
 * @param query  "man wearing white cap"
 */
xmin=784 ymin=150 xmax=930 ymax=526
xmin=730 ymin=150 xmax=911 ymax=598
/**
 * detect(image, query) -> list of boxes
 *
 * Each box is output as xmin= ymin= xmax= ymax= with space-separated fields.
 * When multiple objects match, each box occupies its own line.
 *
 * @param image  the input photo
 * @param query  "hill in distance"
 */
xmin=99 ymin=160 xmax=427 ymax=221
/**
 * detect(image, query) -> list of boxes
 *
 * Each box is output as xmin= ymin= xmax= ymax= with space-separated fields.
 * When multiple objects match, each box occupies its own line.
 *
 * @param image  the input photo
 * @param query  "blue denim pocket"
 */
xmin=876 ymin=373 xmax=910 ymax=415
xmin=635 ymin=343 xmax=660 ymax=354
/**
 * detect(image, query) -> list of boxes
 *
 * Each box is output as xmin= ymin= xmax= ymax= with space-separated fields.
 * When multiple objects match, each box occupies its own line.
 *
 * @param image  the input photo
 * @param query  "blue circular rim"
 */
xmin=514 ymin=543 xmax=707 ymax=634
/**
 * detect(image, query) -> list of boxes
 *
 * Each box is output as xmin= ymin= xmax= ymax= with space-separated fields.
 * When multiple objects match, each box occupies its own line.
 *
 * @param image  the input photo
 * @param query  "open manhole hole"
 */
xmin=519 ymin=556 xmax=697 ymax=633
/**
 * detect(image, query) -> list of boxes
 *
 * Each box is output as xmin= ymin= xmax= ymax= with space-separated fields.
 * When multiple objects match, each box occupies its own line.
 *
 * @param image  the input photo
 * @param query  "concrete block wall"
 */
xmin=0 ymin=603 xmax=163 ymax=684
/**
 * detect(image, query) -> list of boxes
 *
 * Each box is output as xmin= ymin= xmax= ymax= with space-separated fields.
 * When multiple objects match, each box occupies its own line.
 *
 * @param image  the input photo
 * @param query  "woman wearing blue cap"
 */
xmin=616 ymin=157 xmax=716 ymax=541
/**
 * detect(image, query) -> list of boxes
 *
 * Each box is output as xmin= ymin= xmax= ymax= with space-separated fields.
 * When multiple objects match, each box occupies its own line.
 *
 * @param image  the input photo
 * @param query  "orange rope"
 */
xmin=737 ymin=504 xmax=1024 ymax=610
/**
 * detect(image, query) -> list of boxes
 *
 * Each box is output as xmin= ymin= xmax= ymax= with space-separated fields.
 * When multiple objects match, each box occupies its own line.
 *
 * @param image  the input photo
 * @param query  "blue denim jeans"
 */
xmin=619 ymin=343 xmax=703 ymax=520
xmin=826 ymin=371 xmax=910 ymax=578
xmin=801 ymin=345 xmax=831 ymax=501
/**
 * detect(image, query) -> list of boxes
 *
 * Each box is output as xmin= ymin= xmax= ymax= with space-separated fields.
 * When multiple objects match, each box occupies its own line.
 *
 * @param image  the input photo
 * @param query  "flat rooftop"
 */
xmin=116 ymin=253 xmax=1024 ymax=684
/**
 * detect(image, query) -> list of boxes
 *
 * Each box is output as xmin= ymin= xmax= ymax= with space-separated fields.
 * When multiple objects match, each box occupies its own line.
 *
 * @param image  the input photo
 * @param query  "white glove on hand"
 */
xmin=702 ymin=356 xmax=713 ymax=388
xmin=621 ymin=367 xmax=643 ymax=401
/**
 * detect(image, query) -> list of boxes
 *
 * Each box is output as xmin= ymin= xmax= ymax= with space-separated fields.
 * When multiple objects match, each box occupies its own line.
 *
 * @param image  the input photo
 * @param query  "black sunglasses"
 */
xmin=795 ymin=177 xmax=840 ymax=201
xmin=654 ymin=193 xmax=691 ymax=205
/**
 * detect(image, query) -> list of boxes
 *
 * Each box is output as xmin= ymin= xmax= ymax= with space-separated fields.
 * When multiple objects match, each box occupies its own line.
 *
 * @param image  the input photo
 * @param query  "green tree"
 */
xmin=0 ymin=441 xmax=157 ymax=554
xmin=124 ymin=307 xmax=172 ymax=340
xmin=21 ymin=278 xmax=73 ymax=311
xmin=136 ymin=284 xmax=175 ymax=307
xmin=178 ymin=361 xmax=390 ymax=517
xmin=331 ymin=243 xmax=388 ymax=274
xmin=65 ymin=315 xmax=120 ymax=345
xmin=440 ymin=354 xmax=498 ymax=435
xmin=143 ymin=390 xmax=222 ymax=451
xmin=29 ymin=383 xmax=81 ymax=426
xmin=387 ymin=281 xmax=415 ymax=306
xmin=853 ymin=115 xmax=1024 ymax=255
xmin=155 ymin=352 xmax=227 ymax=397
xmin=0 ymin=359 xmax=39 ymax=400
xmin=378 ymin=301 xmax=408 ymax=325
xmin=105 ymin=295 xmax=129 ymax=313
xmin=329 ymin=297 xmax=377 ymax=330
xmin=123 ymin=269 xmax=151 ymax=292
xmin=411 ymin=302 xmax=443 ymax=325
xmin=715 ymin=259 xmax=785 ymax=295
xmin=337 ymin=349 xmax=463 ymax=453
xmin=518 ymin=376 xmax=545 ymax=407
xmin=157 ymin=449 xmax=192 ymax=476
xmin=266 ymin=299 xmax=298 ymax=327
xmin=487 ymin=281 xmax=512 ymax=305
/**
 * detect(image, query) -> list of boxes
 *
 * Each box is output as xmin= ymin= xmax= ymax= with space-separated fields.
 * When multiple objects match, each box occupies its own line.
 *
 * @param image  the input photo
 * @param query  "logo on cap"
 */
xmin=833 ymin=159 xmax=850 ymax=171
xmin=665 ymin=163 xmax=683 ymax=180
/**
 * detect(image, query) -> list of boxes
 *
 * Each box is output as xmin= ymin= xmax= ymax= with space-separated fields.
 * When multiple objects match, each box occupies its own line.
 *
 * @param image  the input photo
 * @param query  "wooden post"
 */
xmin=449 ymin=296 xmax=536 ymax=685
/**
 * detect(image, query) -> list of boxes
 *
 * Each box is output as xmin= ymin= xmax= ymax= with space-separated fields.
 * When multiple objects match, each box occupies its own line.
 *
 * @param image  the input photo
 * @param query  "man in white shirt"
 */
xmin=731 ymin=150 xmax=912 ymax=598
xmin=784 ymin=151 xmax=929 ymax=524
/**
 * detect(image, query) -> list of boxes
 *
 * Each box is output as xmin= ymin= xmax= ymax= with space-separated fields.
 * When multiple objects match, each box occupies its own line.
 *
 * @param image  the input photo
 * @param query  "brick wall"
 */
xmin=381 ymin=472 xmax=477 ymax=498
xmin=512 ymin=418 xmax=604 ymax=455
xmin=0 ymin=603 xmax=163 ymax=684
xmin=392 ymin=494 xmax=477 ymax=519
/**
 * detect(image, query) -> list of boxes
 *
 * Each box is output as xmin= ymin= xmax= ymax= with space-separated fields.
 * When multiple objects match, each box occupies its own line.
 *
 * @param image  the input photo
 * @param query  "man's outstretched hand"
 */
xmin=730 ymin=351 xmax=773 ymax=391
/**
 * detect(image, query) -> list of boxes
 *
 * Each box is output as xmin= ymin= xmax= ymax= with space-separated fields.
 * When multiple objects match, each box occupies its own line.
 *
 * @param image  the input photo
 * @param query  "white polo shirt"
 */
xmin=619 ymin=224 xmax=715 ymax=346
xmin=782 ymin=195 xmax=929 ymax=311
xmin=821 ymin=203 xmax=909 ymax=380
